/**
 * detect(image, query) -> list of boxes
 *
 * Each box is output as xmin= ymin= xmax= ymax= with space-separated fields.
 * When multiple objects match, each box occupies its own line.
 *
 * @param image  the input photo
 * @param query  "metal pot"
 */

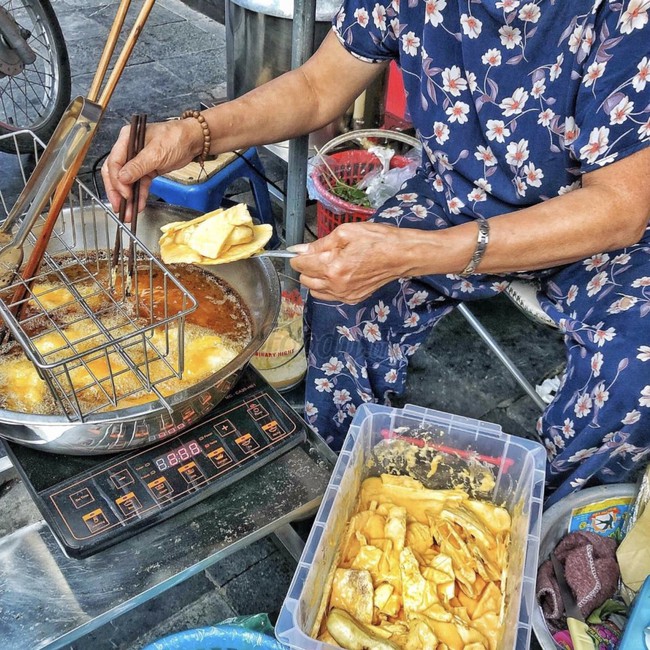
xmin=532 ymin=483 xmax=637 ymax=649
xmin=225 ymin=0 xmax=387 ymax=147
xmin=0 ymin=203 xmax=281 ymax=455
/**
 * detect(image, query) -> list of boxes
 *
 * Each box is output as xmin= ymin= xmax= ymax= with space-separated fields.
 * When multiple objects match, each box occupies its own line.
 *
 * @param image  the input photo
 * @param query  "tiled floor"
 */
xmin=0 ymin=1 xmax=565 ymax=646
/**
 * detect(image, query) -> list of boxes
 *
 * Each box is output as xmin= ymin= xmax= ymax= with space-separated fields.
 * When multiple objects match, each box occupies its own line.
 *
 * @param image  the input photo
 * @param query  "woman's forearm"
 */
xmin=200 ymin=32 xmax=387 ymax=155
xmin=402 ymin=147 xmax=650 ymax=277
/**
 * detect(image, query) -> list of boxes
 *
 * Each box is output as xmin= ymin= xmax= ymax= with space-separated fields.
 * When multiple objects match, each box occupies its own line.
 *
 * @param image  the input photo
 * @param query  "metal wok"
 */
xmin=0 ymin=202 xmax=281 ymax=455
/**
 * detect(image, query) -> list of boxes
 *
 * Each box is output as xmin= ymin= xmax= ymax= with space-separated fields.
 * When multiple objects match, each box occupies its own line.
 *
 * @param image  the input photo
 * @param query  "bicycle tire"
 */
xmin=0 ymin=0 xmax=71 ymax=152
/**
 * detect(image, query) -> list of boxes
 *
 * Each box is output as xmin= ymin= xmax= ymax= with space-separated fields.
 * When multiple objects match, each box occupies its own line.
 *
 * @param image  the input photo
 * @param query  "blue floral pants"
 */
xmin=303 ymin=174 xmax=650 ymax=508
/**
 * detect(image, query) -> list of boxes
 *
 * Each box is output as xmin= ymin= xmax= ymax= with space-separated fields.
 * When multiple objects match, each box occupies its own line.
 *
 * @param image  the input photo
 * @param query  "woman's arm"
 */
xmin=292 ymin=146 xmax=650 ymax=303
xmin=102 ymin=32 xmax=386 ymax=214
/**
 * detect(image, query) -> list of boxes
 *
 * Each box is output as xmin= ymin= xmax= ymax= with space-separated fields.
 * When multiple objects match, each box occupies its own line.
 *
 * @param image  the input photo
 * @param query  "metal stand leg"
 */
xmin=457 ymin=303 xmax=547 ymax=412
xmin=273 ymin=524 xmax=306 ymax=563
xmin=0 ymin=450 xmax=15 ymax=485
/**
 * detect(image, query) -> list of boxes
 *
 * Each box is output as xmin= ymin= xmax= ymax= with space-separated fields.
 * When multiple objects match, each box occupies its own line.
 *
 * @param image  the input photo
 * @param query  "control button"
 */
xmin=235 ymin=432 xmax=260 ymax=455
xmin=178 ymin=461 xmax=204 ymax=484
xmin=208 ymin=446 xmax=233 ymax=469
xmin=70 ymin=487 xmax=95 ymax=510
xmin=247 ymin=402 xmax=268 ymax=421
xmin=262 ymin=420 xmax=286 ymax=441
xmin=147 ymin=476 xmax=174 ymax=500
xmin=110 ymin=468 xmax=134 ymax=490
xmin=214 ymin=419 xmax=237 ymax=437
xmin=115 ymin=492 xmax=143 ymax=517
xmin=83 ymin=508 xmax=110 ymax=534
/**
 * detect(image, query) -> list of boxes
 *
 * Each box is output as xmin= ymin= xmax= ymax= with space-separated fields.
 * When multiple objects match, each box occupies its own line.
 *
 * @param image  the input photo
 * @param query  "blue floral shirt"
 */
xmin=333 ymin=0 xmax=650 ymax=222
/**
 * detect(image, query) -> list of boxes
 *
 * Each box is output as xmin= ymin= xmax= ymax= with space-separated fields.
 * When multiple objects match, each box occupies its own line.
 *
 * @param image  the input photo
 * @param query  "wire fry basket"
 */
xmin=0 ymin=130 xmax=198 ymax=421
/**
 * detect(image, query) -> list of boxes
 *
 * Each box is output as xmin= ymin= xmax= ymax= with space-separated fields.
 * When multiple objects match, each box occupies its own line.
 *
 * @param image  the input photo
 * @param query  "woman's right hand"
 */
xmin=101 ymin=117 xmax=204 ymax=219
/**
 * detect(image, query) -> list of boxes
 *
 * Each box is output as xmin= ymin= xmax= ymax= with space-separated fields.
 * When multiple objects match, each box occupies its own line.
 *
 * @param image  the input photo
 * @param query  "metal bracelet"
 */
xmin=460 ymin=217 xmax=490 ymax=277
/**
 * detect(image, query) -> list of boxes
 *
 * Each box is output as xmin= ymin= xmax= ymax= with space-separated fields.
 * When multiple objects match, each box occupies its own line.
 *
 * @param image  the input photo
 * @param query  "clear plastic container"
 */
xmin=251 ymin=274 xmax=307 ymax=392
xmin=276 ymin=402 xmax=546 ymax=650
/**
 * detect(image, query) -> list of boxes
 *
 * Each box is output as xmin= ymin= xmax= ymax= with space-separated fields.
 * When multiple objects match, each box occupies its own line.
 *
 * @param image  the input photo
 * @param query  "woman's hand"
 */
xmin=101 ymin=118 xmax=203 ymax=219
xmin=290 ymin=222 xmax=406 ymax=304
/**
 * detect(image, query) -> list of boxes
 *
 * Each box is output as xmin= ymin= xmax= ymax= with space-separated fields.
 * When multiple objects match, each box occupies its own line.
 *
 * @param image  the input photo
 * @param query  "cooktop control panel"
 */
xmin=8 ymin=373 xmax=306 ymax=557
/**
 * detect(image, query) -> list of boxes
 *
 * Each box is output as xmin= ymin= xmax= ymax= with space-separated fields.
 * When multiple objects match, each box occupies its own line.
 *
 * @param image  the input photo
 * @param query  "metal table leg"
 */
xmin=284 ymin=0 xmax=316 ymax=255
xmin=273 ymin=523 xmax=306 ymax=563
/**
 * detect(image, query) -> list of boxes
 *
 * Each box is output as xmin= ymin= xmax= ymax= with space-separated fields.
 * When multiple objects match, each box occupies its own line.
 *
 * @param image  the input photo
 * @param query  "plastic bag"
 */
xmin=306 ymin=145 xmax=420 ymax=215
xmin=358 ymin=147 xmax=420 ymax=208
xmin=218 ymin=612 xmax=275 ymax=636
xmin=140 ymin=617 xmax=287 ymax=650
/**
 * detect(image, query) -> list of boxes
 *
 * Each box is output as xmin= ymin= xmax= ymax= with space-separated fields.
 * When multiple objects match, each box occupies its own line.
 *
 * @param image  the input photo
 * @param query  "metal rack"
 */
xmin=0 ymin=130 xmax=197 ymax=421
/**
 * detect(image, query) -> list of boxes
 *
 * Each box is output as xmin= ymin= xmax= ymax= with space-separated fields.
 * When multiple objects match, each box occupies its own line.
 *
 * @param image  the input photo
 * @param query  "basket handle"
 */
xmin=315 ymin=128 xmax=421 ymax=159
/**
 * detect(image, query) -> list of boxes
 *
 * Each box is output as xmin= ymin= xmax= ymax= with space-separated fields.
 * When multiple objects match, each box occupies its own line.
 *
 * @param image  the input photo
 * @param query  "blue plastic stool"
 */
xmin=150 ymin=148 xmax=279 ymax=248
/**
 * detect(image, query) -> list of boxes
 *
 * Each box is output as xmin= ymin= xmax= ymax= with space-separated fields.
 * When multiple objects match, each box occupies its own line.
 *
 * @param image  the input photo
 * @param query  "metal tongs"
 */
xmin=0 ymin=0 xmax=155 ymax=306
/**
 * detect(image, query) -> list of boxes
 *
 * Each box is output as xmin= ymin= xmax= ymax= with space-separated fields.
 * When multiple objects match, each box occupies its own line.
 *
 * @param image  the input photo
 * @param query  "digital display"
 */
xmin=154 ymin=440 xmax=202 ymax=471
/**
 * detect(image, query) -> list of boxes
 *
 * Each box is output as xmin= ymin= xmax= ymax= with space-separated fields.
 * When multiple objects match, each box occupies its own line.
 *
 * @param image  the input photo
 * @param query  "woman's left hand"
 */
xmin=289 ymin=222 xmax=406 ymax=304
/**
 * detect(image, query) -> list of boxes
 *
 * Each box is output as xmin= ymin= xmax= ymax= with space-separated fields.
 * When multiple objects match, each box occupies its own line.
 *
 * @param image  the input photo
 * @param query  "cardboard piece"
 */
xmin=617 ymin=504 xmax=650 ymax=591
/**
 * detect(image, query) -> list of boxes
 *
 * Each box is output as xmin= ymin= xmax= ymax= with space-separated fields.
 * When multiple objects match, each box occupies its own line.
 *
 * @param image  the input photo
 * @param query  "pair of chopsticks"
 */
xmin=111 ymin=113 xmax=147 ymax=296
xmin=3 ymin=0 xmax=155 ymax=329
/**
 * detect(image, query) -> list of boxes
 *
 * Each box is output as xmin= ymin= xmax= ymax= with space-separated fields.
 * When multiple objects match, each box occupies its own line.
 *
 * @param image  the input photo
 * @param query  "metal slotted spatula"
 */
xmin=0 ymin=0 xmax=155 ymax=292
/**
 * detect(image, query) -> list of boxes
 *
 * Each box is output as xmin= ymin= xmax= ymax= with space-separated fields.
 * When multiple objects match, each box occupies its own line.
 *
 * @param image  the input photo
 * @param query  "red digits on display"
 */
xmin=178 ymin=447 xmax=190 ymax=461
xmin=168 ymin=452 xmax=179 ymax=467
xmin=189 ymin=441 xmax=201 ymax=456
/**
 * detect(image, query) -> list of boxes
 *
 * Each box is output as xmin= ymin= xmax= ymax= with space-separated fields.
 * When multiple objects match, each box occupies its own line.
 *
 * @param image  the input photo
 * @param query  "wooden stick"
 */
xmin=87 ymin=0 xmax=133 ymax=103
xmin=98 ymin=0 xmax=156 ymax=109
xmin=111 ymin=114 xmax=140 ymax=271
xmin=126 ymin=114 xmax=147 ymax=293
xmin=3 ymin=0 xmax=154 ymax=324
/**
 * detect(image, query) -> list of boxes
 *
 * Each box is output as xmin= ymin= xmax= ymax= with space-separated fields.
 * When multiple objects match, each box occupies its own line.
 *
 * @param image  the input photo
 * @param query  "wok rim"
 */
xmin=0 ymin=256 xmax=281 ymax=425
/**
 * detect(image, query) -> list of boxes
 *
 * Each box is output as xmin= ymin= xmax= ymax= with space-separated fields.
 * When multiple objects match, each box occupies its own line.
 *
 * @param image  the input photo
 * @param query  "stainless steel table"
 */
xmin=0 ymin=430 xmax=335 ymax=650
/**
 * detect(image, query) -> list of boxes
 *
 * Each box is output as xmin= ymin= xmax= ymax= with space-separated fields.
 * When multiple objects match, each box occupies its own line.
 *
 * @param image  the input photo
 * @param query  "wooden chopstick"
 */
xmin=87 ymin=0 xmax=133 ymax=103
xmin=125 ymin=114 xmax=147 ymax=294
xmin=111 ymin=113 xmax=140 ymax=273
xmin=109 ymin=113 xmax=146 ymax=297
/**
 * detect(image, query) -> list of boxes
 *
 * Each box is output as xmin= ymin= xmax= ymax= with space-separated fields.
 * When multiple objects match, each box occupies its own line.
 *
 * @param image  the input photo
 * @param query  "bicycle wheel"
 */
xmin=0 ymin=0 xmax=71 ymax=152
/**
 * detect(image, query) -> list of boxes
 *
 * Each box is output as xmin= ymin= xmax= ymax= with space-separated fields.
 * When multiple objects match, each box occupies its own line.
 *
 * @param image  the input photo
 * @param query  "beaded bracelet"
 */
xmin=180 ymin=109 xmax=211 ymax=165
xmin=459 ymin=217 xmax=490 ymax=277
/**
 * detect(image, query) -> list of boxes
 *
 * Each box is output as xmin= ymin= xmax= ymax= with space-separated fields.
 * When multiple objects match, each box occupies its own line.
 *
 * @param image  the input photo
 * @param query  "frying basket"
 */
xmin=0 ymin=130 xmax=197 ymax=421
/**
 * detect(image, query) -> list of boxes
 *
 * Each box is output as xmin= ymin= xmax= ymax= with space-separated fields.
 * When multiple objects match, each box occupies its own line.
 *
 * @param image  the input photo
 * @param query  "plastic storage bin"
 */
xmin=276 ymin=402 xmax=546 ymax=650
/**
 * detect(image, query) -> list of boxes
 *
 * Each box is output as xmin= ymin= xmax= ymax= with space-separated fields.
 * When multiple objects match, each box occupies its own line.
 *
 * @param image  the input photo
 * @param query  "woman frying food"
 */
xmin=103 ymin=0 xmax=650 ymax=508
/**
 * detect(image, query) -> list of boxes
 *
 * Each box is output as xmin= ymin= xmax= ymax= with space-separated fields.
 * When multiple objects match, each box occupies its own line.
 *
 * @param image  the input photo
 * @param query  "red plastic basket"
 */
xmin=312 ymin=149 xmax=410 ymax=238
